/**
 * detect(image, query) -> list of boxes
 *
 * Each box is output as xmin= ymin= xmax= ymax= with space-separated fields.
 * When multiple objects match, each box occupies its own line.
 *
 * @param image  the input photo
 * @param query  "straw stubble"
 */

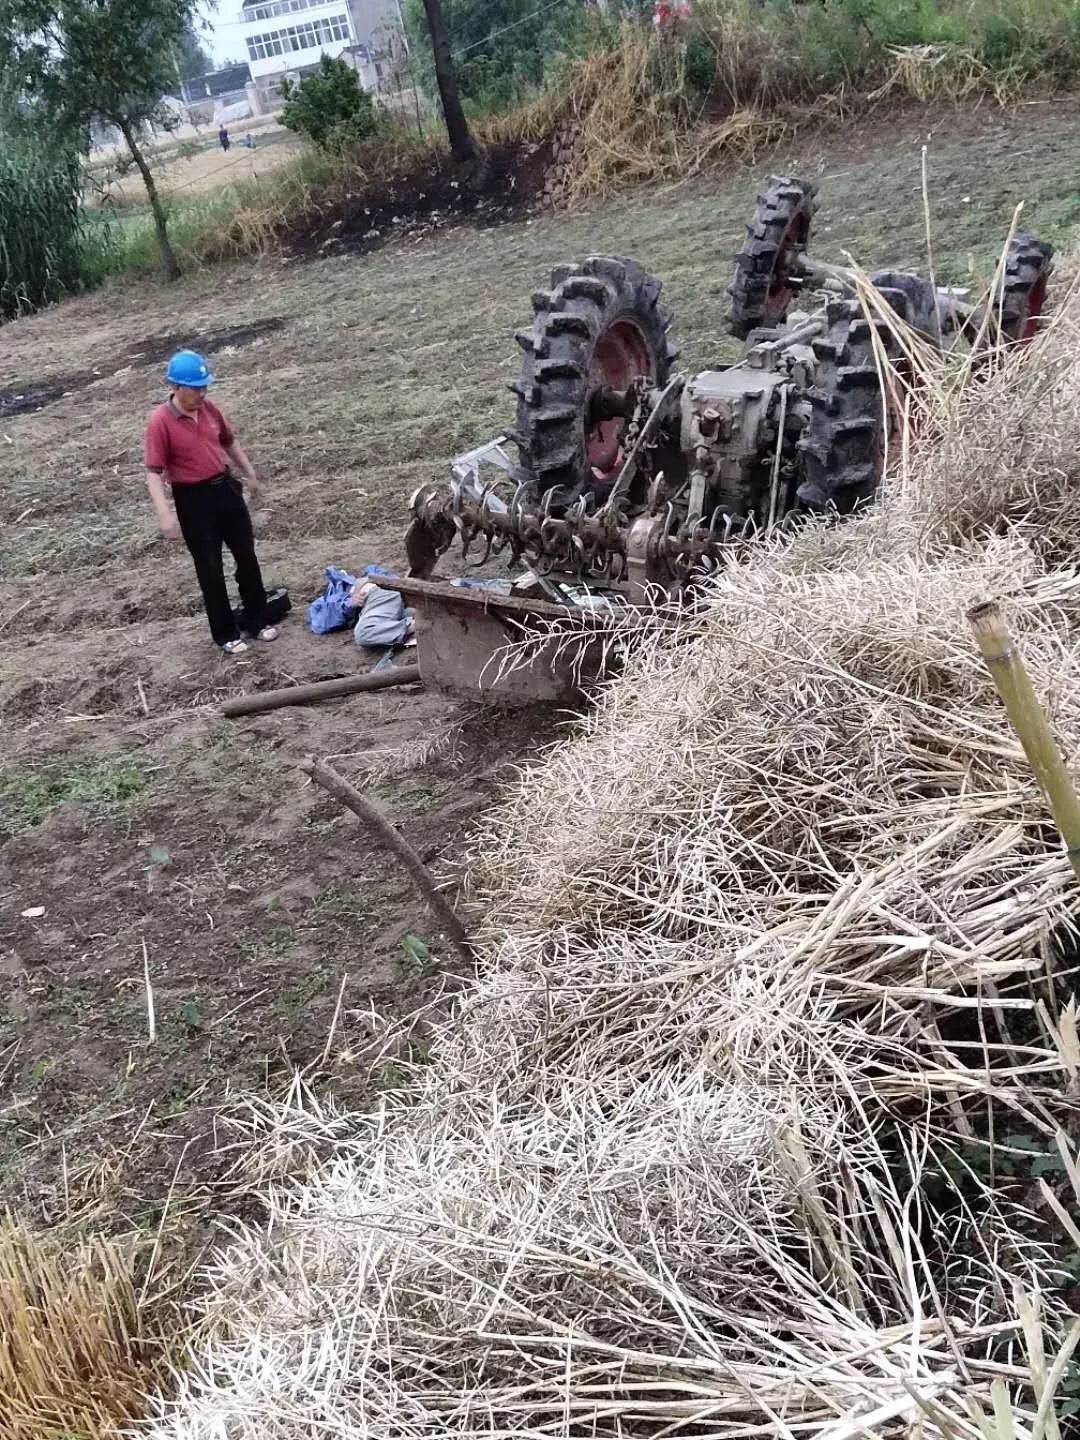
xmin=141 ymin=268 xmax=1080 ymax=1436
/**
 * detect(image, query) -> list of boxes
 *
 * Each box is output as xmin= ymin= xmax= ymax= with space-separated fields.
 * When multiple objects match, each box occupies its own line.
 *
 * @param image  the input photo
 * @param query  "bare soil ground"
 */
xmin=3 ymin=97 xmax=1080 ymax=1260
xmin=283 ymin=136 xmax=551 ymax=260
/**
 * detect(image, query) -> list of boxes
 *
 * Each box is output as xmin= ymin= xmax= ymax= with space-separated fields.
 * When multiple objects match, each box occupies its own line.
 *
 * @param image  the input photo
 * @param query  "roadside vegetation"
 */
xmin=0 ymin=0 xmax=211 ymax=283
xmin=8 ymin=0 xmax=1080 ymax=312
xmin=279 ymin=54 xmax=380 ymax=151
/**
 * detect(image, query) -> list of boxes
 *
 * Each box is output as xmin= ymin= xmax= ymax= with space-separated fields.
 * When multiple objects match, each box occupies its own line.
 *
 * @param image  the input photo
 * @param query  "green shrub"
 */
xmin=683 ymin=30 xmax=716 ymax=100
xmin=459 ymin=55 xmax=519 ymax=116
xmin=404 ymin=0 xmax=587 ymax=107
xmin=980 ymin=12 xmax=1023 ymax=67
xmin=280 ymin=55 xmax=378 ymax=151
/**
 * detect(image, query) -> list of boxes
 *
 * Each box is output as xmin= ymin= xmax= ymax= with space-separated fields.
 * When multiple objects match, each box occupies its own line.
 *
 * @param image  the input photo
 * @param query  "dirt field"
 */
xmin=90 ymin=116 xmax=303 ymax=204
xmin=3 ymin=97 xmax=1080 ymax=1255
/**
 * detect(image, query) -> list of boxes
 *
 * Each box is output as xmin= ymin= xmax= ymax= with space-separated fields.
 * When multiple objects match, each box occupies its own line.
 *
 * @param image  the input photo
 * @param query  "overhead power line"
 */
xmin=453 ymin=0 xmax=572 ymax=58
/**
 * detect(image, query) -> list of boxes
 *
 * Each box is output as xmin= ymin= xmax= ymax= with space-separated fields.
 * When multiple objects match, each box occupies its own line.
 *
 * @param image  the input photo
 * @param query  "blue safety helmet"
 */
xmin=165 ymin=350 xmax=213 ymax=388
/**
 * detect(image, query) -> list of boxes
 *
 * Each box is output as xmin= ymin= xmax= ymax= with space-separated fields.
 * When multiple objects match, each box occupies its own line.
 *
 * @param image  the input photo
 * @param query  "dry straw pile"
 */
xmin=481 ymin=29 xmax=789 ymax=205
xmin=144 ymin=276 xmax=1080 ymax=1436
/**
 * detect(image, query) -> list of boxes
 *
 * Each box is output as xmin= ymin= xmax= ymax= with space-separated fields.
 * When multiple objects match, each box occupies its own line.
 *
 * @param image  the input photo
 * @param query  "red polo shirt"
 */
xmin=144 ymin=398 xmax=235 ymax=484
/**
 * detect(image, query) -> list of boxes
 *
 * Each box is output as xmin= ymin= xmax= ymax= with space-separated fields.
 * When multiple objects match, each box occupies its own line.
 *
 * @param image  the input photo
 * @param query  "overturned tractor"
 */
xmin=405 ymin=177 xmax=1053 ymax=604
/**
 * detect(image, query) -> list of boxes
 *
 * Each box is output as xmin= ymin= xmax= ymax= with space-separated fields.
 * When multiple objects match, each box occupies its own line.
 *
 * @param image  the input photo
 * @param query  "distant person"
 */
xmin=243 ymin=132 xmax=256 ymax=150
xmin=218 ymin=125 xmax=230 ymax=152
xmin=143 ymin=351 xmax=277 ymax=656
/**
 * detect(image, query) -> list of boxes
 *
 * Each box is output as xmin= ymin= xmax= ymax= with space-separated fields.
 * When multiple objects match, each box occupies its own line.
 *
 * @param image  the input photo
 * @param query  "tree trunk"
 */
xmin=118 ymin=118 xmax=180 ymax=283
xmin=420 ymin=0 xmax=478 ymax=165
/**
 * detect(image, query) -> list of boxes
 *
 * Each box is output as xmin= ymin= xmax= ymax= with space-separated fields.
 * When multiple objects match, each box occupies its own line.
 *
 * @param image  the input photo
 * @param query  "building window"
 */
xmin=245 ymin=11 xmax=351 ymax=61
xmin=244 ymin=0 xmax=345 ymax=20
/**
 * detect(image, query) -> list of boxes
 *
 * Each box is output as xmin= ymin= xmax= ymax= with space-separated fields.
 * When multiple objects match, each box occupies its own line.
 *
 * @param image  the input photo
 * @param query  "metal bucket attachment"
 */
xmin=375 ymin=577 xmax=611 ymax=706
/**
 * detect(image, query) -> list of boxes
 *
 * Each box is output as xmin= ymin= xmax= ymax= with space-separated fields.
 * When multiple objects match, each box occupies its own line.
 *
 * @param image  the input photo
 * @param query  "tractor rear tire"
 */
xmin=996 ymin=233 xmax=1054 ymax=345
xmin=796 ymin=298 xmax=899 ymax=515
xmin=511 ymin=256 xmax=679 ymax=497
xmin=726 ymin=176 xmax=817 ymax=341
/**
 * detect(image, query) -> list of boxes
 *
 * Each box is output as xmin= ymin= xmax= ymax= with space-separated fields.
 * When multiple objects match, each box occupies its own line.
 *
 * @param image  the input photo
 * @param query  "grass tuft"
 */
xmin=0 ymin=756 xmax=145 ymax=837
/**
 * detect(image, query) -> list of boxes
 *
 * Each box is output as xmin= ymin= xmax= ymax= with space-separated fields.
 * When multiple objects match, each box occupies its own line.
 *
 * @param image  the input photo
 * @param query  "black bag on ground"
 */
xmin=235 ymin=585 xmax=291 ymax=634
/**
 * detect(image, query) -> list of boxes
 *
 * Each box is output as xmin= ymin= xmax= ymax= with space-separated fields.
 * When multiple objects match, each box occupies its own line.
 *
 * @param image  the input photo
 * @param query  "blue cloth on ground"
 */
xmin=308 ymin=566 xmax=356 ymax=634
xmin=308 ymin=564 xmax=398 ymax=634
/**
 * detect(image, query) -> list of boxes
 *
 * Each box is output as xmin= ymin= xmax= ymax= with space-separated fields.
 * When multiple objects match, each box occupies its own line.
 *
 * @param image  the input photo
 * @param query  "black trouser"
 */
xmin=173 ymin=473 xmax=267 ymax=646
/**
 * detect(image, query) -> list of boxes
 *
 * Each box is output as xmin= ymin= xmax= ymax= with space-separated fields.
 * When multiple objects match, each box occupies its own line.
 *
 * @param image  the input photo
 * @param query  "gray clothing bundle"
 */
xmin=353 ymin=586 xmax=415 ymax=649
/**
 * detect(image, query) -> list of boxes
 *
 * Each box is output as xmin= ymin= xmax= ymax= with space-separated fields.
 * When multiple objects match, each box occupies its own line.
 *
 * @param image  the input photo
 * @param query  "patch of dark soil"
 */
xmin=0 ymin=317 xmax=285 ymax=419
xmin=285 ymin=137 xmax=550 ymax=261
xmin=0 ymin=378 xmax=71 ymax=419
xmin=129 ymin=316 xmax=286 ymax=369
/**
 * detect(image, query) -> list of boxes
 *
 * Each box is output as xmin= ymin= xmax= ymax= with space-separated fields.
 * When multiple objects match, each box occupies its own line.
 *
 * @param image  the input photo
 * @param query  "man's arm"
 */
xmin=144 ymin=412 xmax=180 ymax=540
xmin=213 ymin=405 xmax=263 ymax=498
xmin=224 ymin=441 xmax=263 ymax=498
xmin=146 ymin=471 xmax=180 ymax=540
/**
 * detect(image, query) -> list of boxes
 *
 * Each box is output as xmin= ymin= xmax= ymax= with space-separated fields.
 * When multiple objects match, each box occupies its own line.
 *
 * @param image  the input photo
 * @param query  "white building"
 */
xmin=240 ymin=0 xmax=400 ymax=83
xmin=241 ymin=0 xmax=355 ymax=80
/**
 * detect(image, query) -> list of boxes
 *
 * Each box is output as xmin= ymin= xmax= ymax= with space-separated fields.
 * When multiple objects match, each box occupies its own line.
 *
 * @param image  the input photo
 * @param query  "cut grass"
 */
xmin=0 ymin=756 xmax=146 ymax=837
xmin=0 ymin=508 xmax=146 ymax=579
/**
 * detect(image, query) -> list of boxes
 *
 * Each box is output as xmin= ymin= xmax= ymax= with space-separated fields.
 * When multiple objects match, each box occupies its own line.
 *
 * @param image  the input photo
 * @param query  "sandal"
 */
xmin=222 ymin=638 xmax=250 ymax=655
xmin=257 ymin=626 xmax=279 ymax=642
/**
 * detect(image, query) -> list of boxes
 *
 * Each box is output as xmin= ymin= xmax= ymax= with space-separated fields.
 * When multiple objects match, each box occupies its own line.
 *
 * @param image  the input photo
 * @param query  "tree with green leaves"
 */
xmin=0 ymin=0 xmax=200 ymax=281
xmin=176 ymin=22 xmax=213 ymax=88
xmin=404 ymin=0 xmax=585 ymax=111
xmin=280 ymin=55 xmax=378 ymax=152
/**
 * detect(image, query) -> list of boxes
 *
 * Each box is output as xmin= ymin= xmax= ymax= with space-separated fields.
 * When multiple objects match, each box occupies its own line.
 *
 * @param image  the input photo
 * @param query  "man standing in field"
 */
xmin=144 ymin=350 xmax=277 ymax=655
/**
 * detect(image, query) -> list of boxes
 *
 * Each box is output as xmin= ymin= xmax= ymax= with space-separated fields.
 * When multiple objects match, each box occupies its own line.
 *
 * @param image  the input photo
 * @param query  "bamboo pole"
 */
xmin=222 ymin=664 xmax=421 ymax=718
xmin=300 ymin=756 xmax=474 ymax=965
xmin=967 ymin=601 xmax=1080 ymax=885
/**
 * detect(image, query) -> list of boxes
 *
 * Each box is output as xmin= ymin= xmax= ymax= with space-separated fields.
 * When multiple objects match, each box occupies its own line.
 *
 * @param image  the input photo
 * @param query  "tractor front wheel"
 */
xmin=726 ymin=176 xmax=817 ymax=341
xmin=995 ymin=233 xmax=1054 ymax=345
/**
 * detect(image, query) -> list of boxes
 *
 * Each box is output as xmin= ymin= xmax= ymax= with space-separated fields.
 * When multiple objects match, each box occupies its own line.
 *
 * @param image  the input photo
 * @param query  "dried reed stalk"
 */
xmin=0 ymin=1219 xmax=164 ymax=1440
xmin=968 ymin=600 xmax=1080 ymax=887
